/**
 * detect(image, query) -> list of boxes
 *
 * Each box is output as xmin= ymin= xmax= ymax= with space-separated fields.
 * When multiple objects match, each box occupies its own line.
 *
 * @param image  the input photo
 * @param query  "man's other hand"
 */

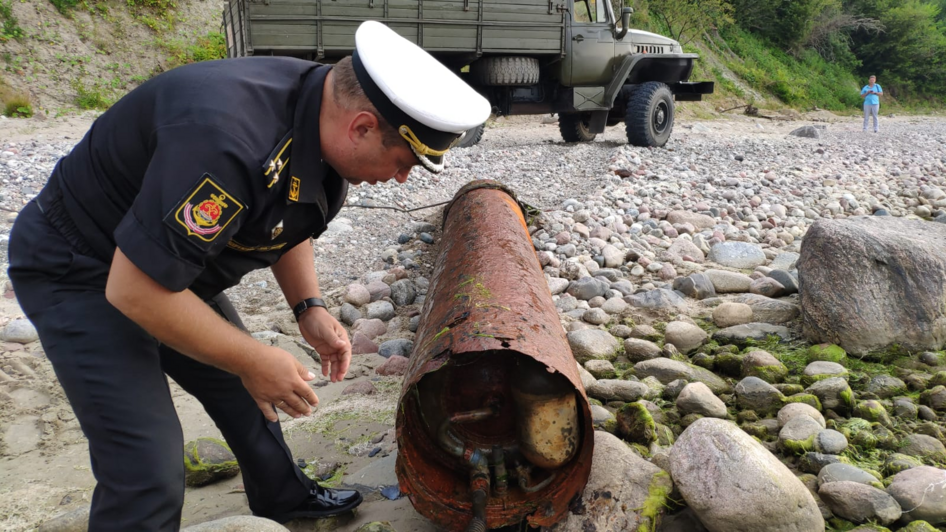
xmin=298 ymin=308 xmax=352 ymax=382
xmin=241 ymin=346 xmax=320 ymax=421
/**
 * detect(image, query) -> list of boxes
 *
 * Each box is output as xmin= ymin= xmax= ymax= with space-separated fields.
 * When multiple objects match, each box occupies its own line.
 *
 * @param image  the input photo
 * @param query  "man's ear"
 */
xmin=348 ymin=111 xmax=380 ymax=145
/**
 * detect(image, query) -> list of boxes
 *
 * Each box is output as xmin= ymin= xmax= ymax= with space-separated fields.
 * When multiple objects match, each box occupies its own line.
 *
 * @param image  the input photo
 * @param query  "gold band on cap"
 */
xmin=399 ymin=125 xmax=457 ymax=157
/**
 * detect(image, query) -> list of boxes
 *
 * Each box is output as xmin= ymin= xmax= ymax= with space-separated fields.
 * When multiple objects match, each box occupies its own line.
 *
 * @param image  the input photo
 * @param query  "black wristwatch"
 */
xmin=292 ymin=297 xmax=327 ymax=320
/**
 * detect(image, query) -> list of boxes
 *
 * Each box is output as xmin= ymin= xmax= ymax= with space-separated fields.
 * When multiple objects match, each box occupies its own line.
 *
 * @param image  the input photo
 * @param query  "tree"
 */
xmin=645 ymin=0 xmax=733 ymax=45
xmin=855 ymin=0 xmax=946 ymax=96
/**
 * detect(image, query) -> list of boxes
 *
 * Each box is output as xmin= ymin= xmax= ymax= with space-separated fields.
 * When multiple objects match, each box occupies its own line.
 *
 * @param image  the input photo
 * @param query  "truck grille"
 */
xmin=636 ymin=45 xmax=666 ymax=54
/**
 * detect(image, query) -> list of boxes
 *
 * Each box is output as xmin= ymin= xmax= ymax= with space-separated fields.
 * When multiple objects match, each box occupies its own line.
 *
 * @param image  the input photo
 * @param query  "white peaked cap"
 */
xmin=352 ymin=20 xmax=492 ymax=172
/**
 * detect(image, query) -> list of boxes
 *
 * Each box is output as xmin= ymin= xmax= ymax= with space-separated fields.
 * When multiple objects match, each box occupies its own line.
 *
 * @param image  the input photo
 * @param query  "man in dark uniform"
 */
xmin=7 ymin=20 xmax=490 ymax=530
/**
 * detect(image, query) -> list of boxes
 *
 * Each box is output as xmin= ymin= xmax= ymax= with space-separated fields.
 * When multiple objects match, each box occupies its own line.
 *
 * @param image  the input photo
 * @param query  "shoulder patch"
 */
xmin=164 ymin=174 xmax=244 ymax=243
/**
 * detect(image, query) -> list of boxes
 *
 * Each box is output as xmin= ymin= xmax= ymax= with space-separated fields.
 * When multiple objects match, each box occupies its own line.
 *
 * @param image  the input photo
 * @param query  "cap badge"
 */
xmin=271 ymin=220 xmax=284 ymax=240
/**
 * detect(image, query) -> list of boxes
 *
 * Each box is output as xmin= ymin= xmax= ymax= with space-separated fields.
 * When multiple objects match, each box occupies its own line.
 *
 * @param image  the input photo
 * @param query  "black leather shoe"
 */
xmin=267 ymin=486 xmax=363 ymax=523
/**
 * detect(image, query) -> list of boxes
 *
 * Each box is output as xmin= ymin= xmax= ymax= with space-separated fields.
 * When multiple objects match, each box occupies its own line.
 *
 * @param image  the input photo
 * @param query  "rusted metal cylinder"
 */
xmin=396 ymin=180 xmax=594 ymax=530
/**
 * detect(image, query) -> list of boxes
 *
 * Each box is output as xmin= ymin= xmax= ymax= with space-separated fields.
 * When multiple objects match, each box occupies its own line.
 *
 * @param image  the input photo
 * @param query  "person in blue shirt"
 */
xmin=861 ymin=75 xmax=883 ymax=133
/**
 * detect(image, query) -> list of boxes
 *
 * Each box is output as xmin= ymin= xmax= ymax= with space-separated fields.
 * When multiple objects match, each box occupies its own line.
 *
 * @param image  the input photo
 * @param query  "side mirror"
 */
xmin=615 ymin=6 xmax=632 ymax=40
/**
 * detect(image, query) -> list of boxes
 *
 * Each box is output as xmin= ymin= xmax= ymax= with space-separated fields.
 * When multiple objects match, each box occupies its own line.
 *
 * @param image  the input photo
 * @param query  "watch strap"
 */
xmin=292 ymin=297 xmax=326 ymax=320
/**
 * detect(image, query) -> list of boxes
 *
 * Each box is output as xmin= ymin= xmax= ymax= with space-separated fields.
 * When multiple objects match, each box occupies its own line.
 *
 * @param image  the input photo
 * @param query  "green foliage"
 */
xmin=48 ymin=0 xmax=82 ymax=14
xmin=855 ymin=0 xmax=946 ymax=99
xmin=158 ymin=32 xmax=228 ymax=69
xmin=126 ymin=0 xmax=175 ymax=18
xmin=2 ymin=95 xmax=32 ymax=118
xmin=0 ymin=0 xmax=24 ymax=42
xmin=644 ymin=0 xmax=733 ymax=45
xmin=718 ymin=25 xmax=863 ymax=109
xmin=72 ymin=80 xmax=112 ymax=110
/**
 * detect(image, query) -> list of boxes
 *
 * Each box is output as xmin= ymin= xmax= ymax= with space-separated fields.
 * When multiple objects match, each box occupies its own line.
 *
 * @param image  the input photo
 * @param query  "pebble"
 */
xmin=378 ymin=339 xmax=413 ymax=359
xmin=1 ymin=319 xmax=38 ymax=344
xmin=365 ymin=301 xmax=396 ymax=321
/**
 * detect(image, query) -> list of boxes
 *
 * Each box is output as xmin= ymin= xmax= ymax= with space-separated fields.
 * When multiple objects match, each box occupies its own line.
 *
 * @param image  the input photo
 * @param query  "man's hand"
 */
xmin=298 ymin=308 xmax=352 ymax=382
xmin=240 ymin=346 xmax=320 ymax=422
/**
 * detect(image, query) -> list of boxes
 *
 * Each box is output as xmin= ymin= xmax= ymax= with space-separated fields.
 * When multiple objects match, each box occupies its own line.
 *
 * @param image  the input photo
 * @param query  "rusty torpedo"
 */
xmin=395 ymin=181 xmax=594 ymax=531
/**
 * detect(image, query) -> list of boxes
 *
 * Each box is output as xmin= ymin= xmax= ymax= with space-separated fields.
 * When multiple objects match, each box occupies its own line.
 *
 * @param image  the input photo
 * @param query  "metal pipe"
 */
xmin=396 ymin=180 xmax=595 ymax=530
xmin=492 ymin=445 xmax=508 ymax=497
xmin=466 ymin=489 xmax=488 ymax=532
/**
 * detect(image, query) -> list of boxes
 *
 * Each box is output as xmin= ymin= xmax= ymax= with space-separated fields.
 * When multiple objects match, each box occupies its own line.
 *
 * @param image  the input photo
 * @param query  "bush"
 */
xmin=159 ymin=31 xmax=227 ymax=68
xmin=2 ymin=94 xmax=32 ymax=118
xmin=48 ymin=0 xmax=82 ymax=14
xmin=0 ymin=0 xmax=24 ymax=41
xmin=72 ymin=80 xmax=112 ymax=110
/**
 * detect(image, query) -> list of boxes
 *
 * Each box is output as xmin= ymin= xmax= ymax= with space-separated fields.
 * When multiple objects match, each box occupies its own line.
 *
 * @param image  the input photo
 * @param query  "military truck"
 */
xmin=221 ymin=0 xmax=713 ymax=147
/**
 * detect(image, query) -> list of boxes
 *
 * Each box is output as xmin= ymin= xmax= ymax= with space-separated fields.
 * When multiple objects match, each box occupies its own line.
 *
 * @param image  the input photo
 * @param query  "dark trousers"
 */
xmin=8 ymin=201 xmax=313 ymax=531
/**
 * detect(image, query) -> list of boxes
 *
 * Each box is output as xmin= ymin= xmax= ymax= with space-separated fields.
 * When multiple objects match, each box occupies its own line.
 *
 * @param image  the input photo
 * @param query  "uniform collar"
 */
xmin=289 ymin=64 xmax=348 ymax=215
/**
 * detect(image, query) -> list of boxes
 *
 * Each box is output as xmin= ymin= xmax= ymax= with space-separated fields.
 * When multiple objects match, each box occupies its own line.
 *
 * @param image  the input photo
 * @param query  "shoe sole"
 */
xmin=267 ymin=491 xmax=364 ymax=523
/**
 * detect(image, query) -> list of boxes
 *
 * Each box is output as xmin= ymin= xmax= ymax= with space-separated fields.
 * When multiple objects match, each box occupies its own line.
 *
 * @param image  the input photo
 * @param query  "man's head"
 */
xmin=322 ymin=57 xmax=418 ymax=186
xmin=320 ymin=21 xmax=490 ymax=186
xmin=869 ymin=75 xmax=877 ymax=84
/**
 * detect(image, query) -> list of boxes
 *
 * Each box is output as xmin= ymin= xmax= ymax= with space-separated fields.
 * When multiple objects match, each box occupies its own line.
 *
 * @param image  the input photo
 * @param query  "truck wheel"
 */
xmin=456 ymin=123 xmax=485 ymax=148
xmin=625 ymin=82 xmax=674 ymax=147
xmin=559 ymin=112 xmax=596 ymax=143
xmin=470 ymin=57 xmax=540 ymax=86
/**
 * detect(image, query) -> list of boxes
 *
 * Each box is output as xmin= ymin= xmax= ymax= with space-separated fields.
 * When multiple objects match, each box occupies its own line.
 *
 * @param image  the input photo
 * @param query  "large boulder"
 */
xmin=818 ymin=481 xmax=902 ymax=525
xmin=670 ymin=418 xmax=825 ymax=532
xmin=886 ymin=466 xmax=946 ymax=524
xmin=550 ymin=431 xmax=673 ymax=532
xmin=799 ymin=217 xmax=946 ymax=354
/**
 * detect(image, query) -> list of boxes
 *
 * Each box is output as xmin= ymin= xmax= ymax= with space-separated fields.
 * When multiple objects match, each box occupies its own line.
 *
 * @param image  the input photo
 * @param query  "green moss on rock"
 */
xmin=884 ymin=452 xmax=924 ymax=476
xmin=782 ymin=393 xmax=822 ymax=411
xmin=737 ymin=410 xmax=759 ymax=423
xmin=929 ymin=371 xmax=946 ymax=388
xmin=801 ymin=373 xmax=844 ymax=388
xmin=714 ymin=353 xmax=744 ymax=378
xmin=655 ymin=423 xmax=675 ymax=446
xmin=748 ymin=364 xmax=788 ymax=384
xmin=616 ymin=402 xmax=657 ymax=445
xmin=636 ymin=470 xmax=672 ymax=532
xmin=183 ymin=437 xmax=240 ymax=487
xmin=602 ymin=418 xmax=618 ymax=434
xmin=897 ymin=520 xmax=939 ymax=532
xmin=782 ymin=434 xmax=816 ymax=455
xmin=839 ymin=386 xmax=856 ymax=412
xmin=680 ymin=413 xmax=704 ymax=428
xmin=808 ymin=344 xmax=846 ymax=363
xmin=774 ymin=383 xmax=804 ymax=396
xmin=853 ymin=400 xmax=892 ymax=426
xmin=851 ymin=430 xmax=878 ymax=451
xmin=741 ymin=423 xmax=769 ymax=440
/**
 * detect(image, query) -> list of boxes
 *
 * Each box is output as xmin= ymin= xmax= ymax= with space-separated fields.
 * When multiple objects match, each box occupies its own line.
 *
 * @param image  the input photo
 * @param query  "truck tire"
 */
xmin=625 ymin=82 xmax=674 ymax=147
xmin=559 ymin=112 xmax=596 ymax=142
xmin=456 ymin=123 xmax=485 ymax=148
xmin=470 ymin=57 xmax=540 ymax=86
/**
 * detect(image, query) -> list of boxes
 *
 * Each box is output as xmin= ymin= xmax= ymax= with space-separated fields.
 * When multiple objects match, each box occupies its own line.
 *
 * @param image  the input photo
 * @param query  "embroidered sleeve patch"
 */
xmin=164 ymin=174 xmax=245 ymax=243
